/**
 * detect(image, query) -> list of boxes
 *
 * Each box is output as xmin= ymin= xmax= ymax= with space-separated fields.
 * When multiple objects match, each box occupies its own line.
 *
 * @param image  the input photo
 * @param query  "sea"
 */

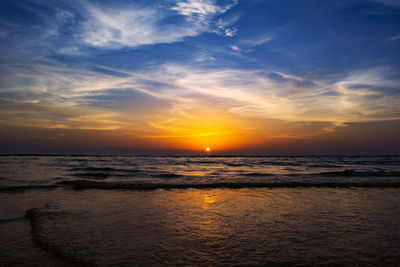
xmin=1 ymin=155 xmax=400 ymax=266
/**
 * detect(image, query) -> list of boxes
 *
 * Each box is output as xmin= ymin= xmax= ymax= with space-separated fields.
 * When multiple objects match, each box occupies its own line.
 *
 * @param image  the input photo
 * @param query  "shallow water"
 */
xmin=1 ymin=156 xmax=400 ymax=265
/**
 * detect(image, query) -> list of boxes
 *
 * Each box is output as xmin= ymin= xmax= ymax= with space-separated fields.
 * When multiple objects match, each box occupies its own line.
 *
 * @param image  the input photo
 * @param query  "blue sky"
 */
xmin=0 ymin=0 xmax=400 ymax=153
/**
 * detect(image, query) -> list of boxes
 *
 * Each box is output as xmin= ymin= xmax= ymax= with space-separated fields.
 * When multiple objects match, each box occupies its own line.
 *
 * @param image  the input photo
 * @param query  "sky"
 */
xmin=0 ymin=0 xmax=400 ymax=154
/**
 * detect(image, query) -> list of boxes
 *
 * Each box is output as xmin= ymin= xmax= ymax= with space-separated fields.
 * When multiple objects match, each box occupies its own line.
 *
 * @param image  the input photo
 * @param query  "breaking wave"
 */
xmin=25 ymin=208 xmax=88 ymax=265
xmin=1 ymin=155 xmax=400 ymax=192
xmin=3 ymin=180 xmax=400 ymax=192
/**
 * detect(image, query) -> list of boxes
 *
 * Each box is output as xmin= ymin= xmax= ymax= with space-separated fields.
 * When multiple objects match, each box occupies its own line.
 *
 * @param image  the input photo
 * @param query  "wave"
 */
xmin=70 ymin=167 xmax=120 ymax=172
xmin=0 ymin=216 xmax=26 ymax=225
xmin=307 ymin=164 xmax=342 ymax=168
xmin=151 ymin=173 xmax=184 ymax=179
xmin=183 ymin=160 xmax=219 ymax=164
xmin=259 ymin=161 xmax=304 ymax=166
xmin=241 ymin=172 xmax=274 ymax=177
xmin=25 ymin=208 xmax=88 ymax=265
xmin=69 ymin=167 xmax=141 ymax=172
xmin=223 ymin=162 xmax=250 ymax=167
xmin=72 ymin=173 xmax=110 ymax=179
xmin=353 ymin=159 xmax=400 ymax=165
xmin=184 ymin=160 xmax=250 ymax=167
xmin=2 ymin=179 xmax=400 ymax=192
xmin=69 ymin=159 xmax=88 ymax=162
xmin=314 ymin=170 xmax=400 ymax=177
xmin=0 ymin=185 xmax=57 ymax=192
xmin=57 ymin=180 xmax=400 ymax=190
xmin=69 ymin=167 xmax=142 ymax=179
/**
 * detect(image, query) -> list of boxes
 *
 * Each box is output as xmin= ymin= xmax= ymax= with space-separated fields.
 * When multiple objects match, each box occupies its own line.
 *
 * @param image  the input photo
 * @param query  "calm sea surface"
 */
xmin=1 ymin=155 xmax=400 ymax=265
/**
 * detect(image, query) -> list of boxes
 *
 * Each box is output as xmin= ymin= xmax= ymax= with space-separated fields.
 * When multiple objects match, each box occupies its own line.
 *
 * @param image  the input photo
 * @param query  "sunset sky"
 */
xmin=0 ymin=0 xmax=399 ymax=154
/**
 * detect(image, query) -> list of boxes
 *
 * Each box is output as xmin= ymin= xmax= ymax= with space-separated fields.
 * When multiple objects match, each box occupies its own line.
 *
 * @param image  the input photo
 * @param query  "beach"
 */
xmin=1 ymin=155 xmax=400 ymax=265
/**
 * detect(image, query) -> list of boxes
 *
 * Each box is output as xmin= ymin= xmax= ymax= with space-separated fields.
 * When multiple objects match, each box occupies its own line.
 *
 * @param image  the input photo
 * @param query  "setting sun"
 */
xmin=205 ymin=147 xmax=211 ymax=152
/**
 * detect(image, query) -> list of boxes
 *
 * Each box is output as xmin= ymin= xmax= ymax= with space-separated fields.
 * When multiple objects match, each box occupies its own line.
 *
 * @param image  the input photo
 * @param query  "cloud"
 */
xmin=0 ymin=0 xmax=239 ymax=52
xmin=214 ymin=13 xmax=240 ymax=36
xmin=145 ymin=65 xmax=400 ymax=123
xmin=81 ymin=0 xmax=238 ymax=48
xmin=0 ymin=60 xmax=176 ymax=130
xmin=1 ymin=55 xmax=399 ymax=132
xmin=224 ymin=28 xmax=238 ymax=37
xmin=171 ymin=0 xmax=238 ymax=15
xmin=335 ymin=67 xmax=399 ymax=89
xmin=171 ymin=0 xmax=220 ymax=16
xmin=82 ymin=4 xmax=197 ymax=48
xmin=241 ymin=35 xmax=274 ymax=46
xmin=231 ymin=45 xmax=240 ymax=51
xmin=0 ymin=1 xmax=80 ymax=55
xmin=388 ymin=34 xmax=400 ymax=41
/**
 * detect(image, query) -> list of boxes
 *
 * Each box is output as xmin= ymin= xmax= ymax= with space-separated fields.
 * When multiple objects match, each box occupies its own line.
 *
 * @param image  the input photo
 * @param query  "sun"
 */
xmin=205 ymin=147 xmax=211 ymax=152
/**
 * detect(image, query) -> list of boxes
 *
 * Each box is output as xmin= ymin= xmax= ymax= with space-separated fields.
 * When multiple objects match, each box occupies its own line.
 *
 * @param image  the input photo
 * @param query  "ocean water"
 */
xmin=1 ymin=155 xmax=400 ymax=265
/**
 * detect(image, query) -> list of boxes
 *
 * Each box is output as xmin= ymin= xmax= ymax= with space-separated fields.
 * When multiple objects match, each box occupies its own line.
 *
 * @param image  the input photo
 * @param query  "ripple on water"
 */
xmin=14 ymin=188 xmax=400 ymax=266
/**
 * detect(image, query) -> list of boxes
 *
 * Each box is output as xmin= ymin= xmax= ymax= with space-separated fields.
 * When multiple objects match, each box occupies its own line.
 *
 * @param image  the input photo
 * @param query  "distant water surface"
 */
xmin=1 ymin=155 xmax=400 ymax=266
xmin=1 ymin=155 xmax=400 ymax=189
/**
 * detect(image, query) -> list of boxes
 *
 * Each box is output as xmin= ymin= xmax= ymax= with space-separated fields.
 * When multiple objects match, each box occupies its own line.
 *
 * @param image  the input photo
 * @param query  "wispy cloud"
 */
xmin=81 ymin=0 xmax=238 ymax=48
xmin=0 ymin=0 xmax=239 ymax=52
xmin=0 ymin=60 xmax=174 ymax=130
xmin=171 ymin=0 xmax=229 ymax=16
xmin=82 ymin=4 xmax=197 ymax=48
xmin=335 ymin=67 xmax=399 ymax=89
xmin=241 ymin=35 xmax=274 ymax=46
xmin=231 ymin=45 xmax=240 ymax=51
xmin=214 ymin=13 xmax=240 ymax=37
xmin=223 ymin=28 xmax=238 ymax=37
xmin=388 ymin=34 xmax=400 ymax=41
xmin=2 ymin=50 xmax=400 ymax=134
xmin=147 ymin=65 xmax=400 ymax=123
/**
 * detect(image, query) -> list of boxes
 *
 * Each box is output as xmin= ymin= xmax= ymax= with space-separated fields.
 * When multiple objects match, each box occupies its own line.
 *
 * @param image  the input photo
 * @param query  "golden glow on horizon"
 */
xmin=13 ymin=104 xmax=349 ymax=153
xmin=140 ymin=109 xmax=256 ymax=152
